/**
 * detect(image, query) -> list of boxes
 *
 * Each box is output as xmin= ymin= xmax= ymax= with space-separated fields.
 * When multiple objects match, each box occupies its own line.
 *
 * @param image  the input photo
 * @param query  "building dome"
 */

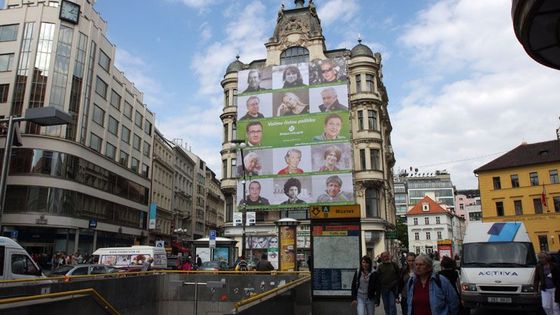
xmin=351 ymin=40 xmax=374 ymax=58
xmin=226 ymin=56 xmax=244 ymax=74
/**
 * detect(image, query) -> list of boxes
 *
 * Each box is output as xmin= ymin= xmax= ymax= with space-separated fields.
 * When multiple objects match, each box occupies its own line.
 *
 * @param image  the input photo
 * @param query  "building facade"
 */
xmin=474 ymin=140 xmax=560 ymax=252
xmin=406 ymin=170 xmax=455 ymax=211
xmin=0 ymin=0 xmax=155 ymax=257
xmin=219 ymin=1 xmax=396 ymax=261
xmin=171 ymin=141 xmax=195 ymax=243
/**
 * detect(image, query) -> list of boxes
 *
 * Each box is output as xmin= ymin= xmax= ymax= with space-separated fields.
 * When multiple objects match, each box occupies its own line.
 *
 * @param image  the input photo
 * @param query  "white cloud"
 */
xmin=317 ymin=0 xmax=359 ymax=26
xmin=199 ymin=22 xmax=212 ymax=42
xmin=393 ymin=0 xmax=560 ymax=188
xmin=179 ymin=0 xmax=218 ymax=9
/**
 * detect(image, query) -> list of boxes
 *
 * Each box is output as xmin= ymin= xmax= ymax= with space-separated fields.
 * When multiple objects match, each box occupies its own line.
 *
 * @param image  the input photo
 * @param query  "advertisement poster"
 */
xmin=235 ymin=58 xmax=354 ymax=212
xmin=280 ymin=225 xmax=296 ymax=271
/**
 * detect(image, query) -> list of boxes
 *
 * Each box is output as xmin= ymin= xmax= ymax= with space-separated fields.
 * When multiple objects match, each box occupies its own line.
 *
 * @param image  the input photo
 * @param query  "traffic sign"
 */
xmin=209 ymin=230 xmax=216 ymax=249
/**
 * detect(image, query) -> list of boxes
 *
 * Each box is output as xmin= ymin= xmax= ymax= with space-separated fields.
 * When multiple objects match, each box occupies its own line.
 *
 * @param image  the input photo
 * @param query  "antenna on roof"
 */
xmin=556 ymin=116 xmax=560 ymax=140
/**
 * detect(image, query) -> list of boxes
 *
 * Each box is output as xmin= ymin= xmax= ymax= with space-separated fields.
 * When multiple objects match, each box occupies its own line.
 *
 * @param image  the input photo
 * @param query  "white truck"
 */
xmin=92 ymin=245 xmax=168 ymax=270
xmin=460 ymin=222 xmax=539 ymax=314
xmin=0 ymin=237 xmax=47 ymax=285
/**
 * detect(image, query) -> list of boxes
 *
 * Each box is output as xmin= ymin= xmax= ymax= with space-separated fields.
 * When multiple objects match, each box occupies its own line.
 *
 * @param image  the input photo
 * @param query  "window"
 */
xmin=11 ymin=254 xmax=39 ymax=276
xmin=355 ymin=74 xmax=362 ymax=93
xmin=144 ymin=120 xmax=152 ymax=136
xmin=89 ymin=133 xmax=102 ymax=152
xmin=141 ymin=163 xmax=149 ymax=177
xmin=554 ymin=196 xmax=560 ymax=213
xmin=119 ymin=150 xmax=128 ymax=167
xmin=530 ymin=172 xmax=539 ymax=186
xmin=98 ymin=49 xmax=110 ymax=72
xmin=368 ymin=110 xmax=377 ymax=130
xmin=550 ymin=169 xmax=559 ymax=184
xmin=533 ymin=198 xmax=543 ymax=214
xmin=0 ymin=24 xmax=18 ymax=42
xmin=365 ymin=188 xmax=379 ymax=217
xmin=413 ymin=218 xmax=418 ymax=225
xmin=0 ymin=53 xmax=14 ymax=71
xmin=131 ymin=157 xmax=139 ymax=173
xmin=366 ymin=74 xmax=374 ymax=91
xmin=359 ymin=149 xmax=366 ymax=170
xmin=280 ymin=46 xmax=309 ymax=65
xmin=124 ymin=101 xmax=133 ymax=119
xmin=492 ymin=177 xmax=501 ymax=190
xmin=414 ymin=232 xmax=419 ymax=240
xmin=105 ymin=143 xmax=116 ymax=160
xmin=92 ymin=105 xmax=105 ymax=126
xmin=133 ymin=134 xmax=141 ymax=151
xmin=143 ymin=141 xmax=150 ymax=157
xmin=437 ymin=231 xmax=442 ymax=240
xmin=108 ymin=116 xmax=118 ymax=135
xmin=135 ymin=110 xmax=143 ymax=128
xmin=110 ymin=90 xmax=121 ymax=110
xmin=358 ymin=111 xmax=364 ymax=130
xmin=496 ymin=201 xmax=504 ymax=216
xmin=426 ymin=232 xmax=431 ymax=240
xmin=370 ymin=149 xmax=380 ymax=170
xmin=514 ymin=200 xmax=523 ymax=215
xmin=424 ymin=217 xmax=429 ymax=225
xmin=436 ymin=217 xmax=440 ymax=224
xmin=95 ymin=76 xmax=107 ymax=98
xmin=0 ymin=84 xmax=8 ymax=103
xmin=121 ymin=126 xmax=130 ymax=144
xmin=511 ymin=174 xmax=519 ymax=188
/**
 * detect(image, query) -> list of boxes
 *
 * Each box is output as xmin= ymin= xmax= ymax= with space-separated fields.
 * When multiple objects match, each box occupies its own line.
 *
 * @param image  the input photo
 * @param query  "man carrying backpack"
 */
xmin=235 ymin=255 xmax=248 ymax=271
xmin=406 ymin=254 xmax=459 ymax=315
xmin=376 ymin=252 xmax=400 ymax=315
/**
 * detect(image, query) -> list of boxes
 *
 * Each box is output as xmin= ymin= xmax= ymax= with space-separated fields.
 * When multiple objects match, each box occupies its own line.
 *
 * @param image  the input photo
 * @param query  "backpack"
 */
xmin=237 ymin=260 xmax=248 ymax=271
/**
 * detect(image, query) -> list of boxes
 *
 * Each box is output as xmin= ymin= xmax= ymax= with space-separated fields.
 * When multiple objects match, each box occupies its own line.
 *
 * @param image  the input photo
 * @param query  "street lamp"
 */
xmin=231 ymin=139 xmax=247 ymax=257
xmin=0 ymin=107 xmax=72 ymax=233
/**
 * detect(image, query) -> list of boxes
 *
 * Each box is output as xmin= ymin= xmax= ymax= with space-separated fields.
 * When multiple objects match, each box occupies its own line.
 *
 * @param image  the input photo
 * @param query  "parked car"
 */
xmin=198 ymin=261 xmax=228 ymax=271
xmin=48 ymin=264 xmax=119 ymax=281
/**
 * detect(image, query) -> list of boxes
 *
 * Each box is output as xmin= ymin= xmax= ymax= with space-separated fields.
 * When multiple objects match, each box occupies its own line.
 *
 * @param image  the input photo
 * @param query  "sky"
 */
xmin=5 ymin=0 xmax=560 ymax=189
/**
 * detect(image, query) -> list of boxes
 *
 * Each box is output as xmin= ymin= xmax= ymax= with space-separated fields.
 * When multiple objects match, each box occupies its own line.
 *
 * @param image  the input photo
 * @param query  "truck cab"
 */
xmin=460 ymin=222 xmax=539 ymax=313
xmin=0 ymin=237 xmax=45 ymax=284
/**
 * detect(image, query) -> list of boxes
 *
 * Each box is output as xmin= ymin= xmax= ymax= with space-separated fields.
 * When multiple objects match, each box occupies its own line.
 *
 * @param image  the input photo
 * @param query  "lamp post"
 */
xmin=231 ymin=139 xmax=247 ymax=257
xmin=0 ymin=107 xmax=72 ymax=233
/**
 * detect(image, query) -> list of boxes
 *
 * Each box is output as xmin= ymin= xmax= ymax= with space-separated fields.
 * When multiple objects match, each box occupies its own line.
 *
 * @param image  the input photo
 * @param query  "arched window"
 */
xmin=280 ymin=46 xmax=309 ymax=65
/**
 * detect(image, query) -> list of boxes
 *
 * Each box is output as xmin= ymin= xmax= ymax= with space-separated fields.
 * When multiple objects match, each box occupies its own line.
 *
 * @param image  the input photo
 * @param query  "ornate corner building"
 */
xmin=219 ymin=1 xmax=397 ymax=259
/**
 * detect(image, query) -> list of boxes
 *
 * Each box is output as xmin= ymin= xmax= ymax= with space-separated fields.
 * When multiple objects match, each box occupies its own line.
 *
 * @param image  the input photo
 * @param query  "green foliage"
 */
xmin=396 ymin=217 xmax=408 ymax=250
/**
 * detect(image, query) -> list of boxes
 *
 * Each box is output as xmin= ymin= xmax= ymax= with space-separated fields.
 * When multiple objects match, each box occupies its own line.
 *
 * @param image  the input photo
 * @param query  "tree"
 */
xmin=396 ymin=217 xmax=408 ymax=250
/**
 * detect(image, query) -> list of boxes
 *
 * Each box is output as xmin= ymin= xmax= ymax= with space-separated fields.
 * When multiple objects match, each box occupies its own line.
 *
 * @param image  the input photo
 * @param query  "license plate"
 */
xmin=488 ymin=297 xmax=512 ymax=303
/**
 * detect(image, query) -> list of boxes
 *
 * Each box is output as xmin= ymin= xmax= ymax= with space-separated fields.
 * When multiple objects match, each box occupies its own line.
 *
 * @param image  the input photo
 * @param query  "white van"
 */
xmin=0 ymin=237 xmax=46 ymax=284
xmin=92 ymin=245 xmax=167 ymax=270
xmin=460 ymin=222 xmax=539 ymax=314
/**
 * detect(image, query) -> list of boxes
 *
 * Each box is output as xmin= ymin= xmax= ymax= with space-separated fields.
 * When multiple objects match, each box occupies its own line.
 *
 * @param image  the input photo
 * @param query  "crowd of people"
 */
xmin=31 ymin=250 xmax=95 ymax=270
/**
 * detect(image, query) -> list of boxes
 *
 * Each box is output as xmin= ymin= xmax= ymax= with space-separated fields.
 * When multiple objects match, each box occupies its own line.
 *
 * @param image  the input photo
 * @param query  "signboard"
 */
xmin=235 ymin=58 xmax=353 ymax=211
xmin=279 ymin=225 xmax=296 ymax=271
xmin=233 ymin=212 xmax=242 ymax=226
xmin=385 ymin=231 xmax=398 ymax=239
xmin=312 ymin=222 xmax=361 ymax=296
xmin=310 ymin=204 xmax=360 ymax=219
xmin=246 ymin=211 xmax=256 ymax=225
xmin=155 ymin=240 xmax=165 ymax=248
xmin=88 ymin=219 xmax=97 ymax=229
xmin=148 ymin=203 xmax=157 ymax=230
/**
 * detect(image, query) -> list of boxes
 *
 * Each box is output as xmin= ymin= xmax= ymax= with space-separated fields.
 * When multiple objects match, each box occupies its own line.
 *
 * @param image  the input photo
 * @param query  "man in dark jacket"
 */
xmin=376 ymin=251 xmax=400 ymax=315
xmin=256 ymin=253 xmax=274 ymax=271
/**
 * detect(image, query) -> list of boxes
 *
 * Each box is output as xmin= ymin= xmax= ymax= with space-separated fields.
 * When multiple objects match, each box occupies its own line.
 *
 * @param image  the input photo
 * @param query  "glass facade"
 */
xmin=67 ymin=32 xmax=88 ymax=140
xmin=7 ymin=148 xmax=149 ymax=205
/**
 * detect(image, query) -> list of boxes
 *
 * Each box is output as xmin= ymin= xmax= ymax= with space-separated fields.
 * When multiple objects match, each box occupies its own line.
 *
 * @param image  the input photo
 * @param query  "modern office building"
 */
xmin=406 ymin=170 xmax=456 ymax=211
xmin=394 ymin=171 xmax=409 ymax=217
xmin=0 ymin=0 xmax=155 ymax=256
xmin=219 ymin=0 xmax=397 ymax=261
xmin=474 ymin=139 xmax=560 ymax=252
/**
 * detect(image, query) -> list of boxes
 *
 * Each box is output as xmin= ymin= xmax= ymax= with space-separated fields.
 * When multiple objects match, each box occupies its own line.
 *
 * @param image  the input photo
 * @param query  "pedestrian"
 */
xmin=399 ymin=252 xmax=416 ymax=315
xmin=432 ymin=251 xmax=441 ymax=273
xmin=535 ymin=252 xmax=560 ymax=315
xmin=196 ymin=255 xmax=202 ymax=268
xmin=351 ymin=255 xmax=379 ymax=315
xmin=307 ymin=255 xmax=313 ymax=271
xmin=406 ymin=254 xmax=459 ymax=315
xmin=235 ymin=255 xmax=249 ymax=271
xmin=255 ymin=253 xmax=274 ymax=271
xmin=180 ymin=257 xmax=193 ymax=271
xmin=376 ymin=251 xmax=400 ymax=315
xmin=438 ymin=256 xmax=463 ymax=314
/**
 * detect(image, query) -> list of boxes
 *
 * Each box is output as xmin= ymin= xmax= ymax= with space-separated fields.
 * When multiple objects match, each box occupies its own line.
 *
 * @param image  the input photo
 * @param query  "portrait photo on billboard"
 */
xmin=237 ymin=94 xmax=273 ymax=120
xmin=236 ymin=148 xmax=273 ymax=177
xmin=311 ymin=143 xmax=352 ymax=172
xmin=312 ymin=112 xmax=349 ymax=142
xmin=238 ymin=67 xmax=272 ymax=94
xmin=309 ymin=84 xmax=349 ymax=113
xmin=312 ymin=173 xmax=354 ymax=204
xmin=273 ymin=89 xmax=310 ymax=117
xmin=272 ymin=176 xmax=313 ymax=205
xmin=309 ymin=58 xmax=348 ymax=86
xmin=237 ymin=178 xmax=273 ymax=208
xmin=271 ymin=63 xmax=309 ymax=90
xmin=273 ymin=146 xmax=312 ymax=175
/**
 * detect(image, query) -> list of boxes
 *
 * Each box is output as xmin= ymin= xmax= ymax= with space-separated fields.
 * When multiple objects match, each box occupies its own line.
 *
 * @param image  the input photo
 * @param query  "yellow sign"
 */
xmin=310 ymin=205 xmax=361 ymax=219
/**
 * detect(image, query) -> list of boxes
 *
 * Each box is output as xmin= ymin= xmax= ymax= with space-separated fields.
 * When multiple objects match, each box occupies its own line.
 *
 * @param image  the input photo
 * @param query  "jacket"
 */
xmin=351 ymin=269 xmax=380 ymax=303
xmin=406 ymin=273 xmax=459 ymax=315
